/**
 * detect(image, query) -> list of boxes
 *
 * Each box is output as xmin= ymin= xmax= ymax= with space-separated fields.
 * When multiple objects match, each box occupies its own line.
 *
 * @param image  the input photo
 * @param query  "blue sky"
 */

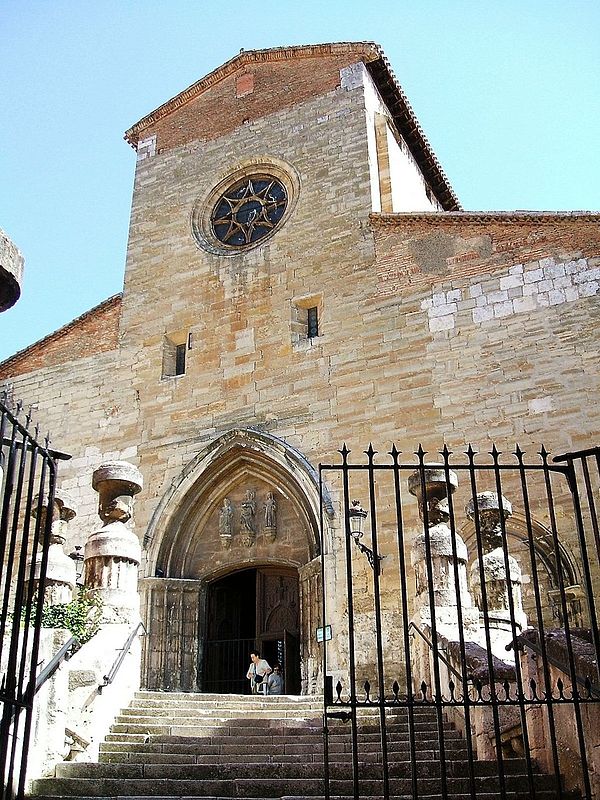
xmin=1 ymin=1 xmax=598 ymax=362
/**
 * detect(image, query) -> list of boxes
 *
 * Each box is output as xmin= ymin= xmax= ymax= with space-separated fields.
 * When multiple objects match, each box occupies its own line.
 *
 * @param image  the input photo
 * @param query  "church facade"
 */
xmin=1 ymin=42 xmax=599 ymax=700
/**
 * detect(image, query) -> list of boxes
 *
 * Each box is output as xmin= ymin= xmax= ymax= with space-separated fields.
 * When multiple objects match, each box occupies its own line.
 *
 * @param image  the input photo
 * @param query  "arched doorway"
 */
xmin=139 ymin=429 xmax=332 ymax=694
xmin=203 ymin=565 xmax=301 ymax=694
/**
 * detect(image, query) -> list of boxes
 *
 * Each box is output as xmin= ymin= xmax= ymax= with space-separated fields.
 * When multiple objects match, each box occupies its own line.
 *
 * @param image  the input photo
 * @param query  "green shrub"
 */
xmin=37 ymin=589 xmax=103 ymax=644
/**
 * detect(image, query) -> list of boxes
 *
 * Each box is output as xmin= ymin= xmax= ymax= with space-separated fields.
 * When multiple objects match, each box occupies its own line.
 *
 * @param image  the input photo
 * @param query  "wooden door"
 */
xmin=256 ymin=567 xmax=301 ymax=694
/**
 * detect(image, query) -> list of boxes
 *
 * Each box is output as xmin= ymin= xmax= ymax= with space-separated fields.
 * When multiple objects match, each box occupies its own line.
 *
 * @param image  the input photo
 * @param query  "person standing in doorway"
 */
xmin=266 ymin=663 xmax=283 ymax=695
xmin=246 ymin=650 xmax=271 ymax=695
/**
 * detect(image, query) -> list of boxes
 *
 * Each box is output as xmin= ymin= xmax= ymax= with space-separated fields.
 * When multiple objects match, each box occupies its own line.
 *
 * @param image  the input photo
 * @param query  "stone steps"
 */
xmin=54 ymin=758 xmax=547 ymax=779
xmin=29 ymin=775 xmax=567 ymax=798
xmin=28 ymin=691 xmax=578 ymax=800
xmin=32 ymin=795 xmax=580 ymax=800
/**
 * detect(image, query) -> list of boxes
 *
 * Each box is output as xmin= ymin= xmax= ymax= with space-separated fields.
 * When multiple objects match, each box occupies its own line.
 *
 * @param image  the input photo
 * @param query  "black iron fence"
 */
xmin=203 ymin=637 xmax=256 ymax=694
xmin=320 ymin=443 xmax=600 ymax=800
xmin=0 ymin=396 xmax=68 ymax=800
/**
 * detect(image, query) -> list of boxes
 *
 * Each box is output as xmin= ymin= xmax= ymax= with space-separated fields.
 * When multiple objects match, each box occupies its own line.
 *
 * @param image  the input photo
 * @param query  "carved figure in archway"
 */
xmin=264 ymin=491 xmax=277 ymax=542
xmin=219 ymin=497 xmax=234 ymax=549
xmin=240 ymin=490 xmax=256 ymax=546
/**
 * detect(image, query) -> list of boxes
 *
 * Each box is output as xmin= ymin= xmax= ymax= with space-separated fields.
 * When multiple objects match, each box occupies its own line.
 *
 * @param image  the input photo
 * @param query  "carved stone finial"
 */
xmin=408 ymin=465 xmax=477 ymax=636
xmin=92 ymin=461 xmax=143 ymax=524
xmin=407 ymin=465 xmax=458 ymax=521
xmin=466 ymin=491 xmax=512 ymax=550
xmin=84 ymin=461 xmax=143 ymax=621
xmin=467 ymin=492 xmax=524 ymax=628
xmin=28 ymin=489 xmax=78 ymax=605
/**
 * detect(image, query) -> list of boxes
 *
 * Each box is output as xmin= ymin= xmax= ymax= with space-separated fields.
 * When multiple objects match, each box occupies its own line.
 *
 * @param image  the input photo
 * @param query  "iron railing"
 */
xmin=203 ymin=637 xmax=256 ymax=694
xmin=320 ymin=442 xmax=600 ymax=800
xmin=34 ymin=636 xmax=78 ymax=694
xmin=0 ymin=396 xmax=69 ymax=800
xmin=98 ymin=622 xmax=145 ymax=694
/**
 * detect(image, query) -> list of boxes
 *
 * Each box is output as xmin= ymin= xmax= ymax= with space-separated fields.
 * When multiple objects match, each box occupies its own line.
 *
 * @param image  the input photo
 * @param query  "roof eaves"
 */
xmin=0 ymin=293 xmax=122 ymax=373
xmin=371 ymin=211 xmax=600 ymax=226
xmin=365 ymin=57 xmax=461 ymax=212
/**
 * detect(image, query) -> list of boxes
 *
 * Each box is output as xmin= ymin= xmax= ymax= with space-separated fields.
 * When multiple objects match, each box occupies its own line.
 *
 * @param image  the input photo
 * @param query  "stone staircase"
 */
xmin=29 ymin=690 xmax=578 ymax=799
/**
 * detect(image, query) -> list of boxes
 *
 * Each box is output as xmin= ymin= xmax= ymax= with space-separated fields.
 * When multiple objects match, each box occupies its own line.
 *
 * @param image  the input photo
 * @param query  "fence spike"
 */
xmin=389 ymin=443 xmax=401 ymax=460
xmin=514 ymin=443 xmax=524 ymax=460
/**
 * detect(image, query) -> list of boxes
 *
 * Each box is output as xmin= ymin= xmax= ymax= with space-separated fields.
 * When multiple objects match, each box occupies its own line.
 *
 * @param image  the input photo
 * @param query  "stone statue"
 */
xmin=264 ymin=491 xmax=277 ymax=543
xmin=219 ymin=497 xmax=234 ymax=549
xmin=219 ymin=498 xmax=233 ymax=534
xmin=240 ymin=490 xmax=256 ymax=546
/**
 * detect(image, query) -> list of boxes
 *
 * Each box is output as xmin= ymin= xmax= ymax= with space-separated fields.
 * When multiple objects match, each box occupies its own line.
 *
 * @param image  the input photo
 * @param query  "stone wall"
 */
xmin=1 ymin=62 xmax=599 ymax=691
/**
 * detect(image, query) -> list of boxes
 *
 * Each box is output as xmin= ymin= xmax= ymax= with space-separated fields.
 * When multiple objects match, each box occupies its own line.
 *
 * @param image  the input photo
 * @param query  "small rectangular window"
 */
xmin=162 ymin=330 xmax=189 ymax=378
xmin=291 ymin=294 xmax=323 ymax=348
xmin=307 ymin=307 xmax=319 ymax=338
xmin=175 ymin=343 xmax=186 ymax=376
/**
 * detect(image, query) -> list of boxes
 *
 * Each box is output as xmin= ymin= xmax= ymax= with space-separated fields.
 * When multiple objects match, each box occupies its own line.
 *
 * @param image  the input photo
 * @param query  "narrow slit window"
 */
xmin=307 ymin=307 xmax=319 ymax=338
xmin=175 ymin=343 xmax=186 ymax=376
xmin=162 ymin=331 xmax=189 ymax=378
xmin=291 ymin=295 xmax=323 ymax=347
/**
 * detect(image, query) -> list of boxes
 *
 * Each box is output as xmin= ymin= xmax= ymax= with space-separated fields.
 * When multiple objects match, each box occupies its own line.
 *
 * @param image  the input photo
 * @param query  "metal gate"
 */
xmin=0 ymin=396 xmax=68 ymax=800
xmin=320 ymin=443 xmax=600 ymax=800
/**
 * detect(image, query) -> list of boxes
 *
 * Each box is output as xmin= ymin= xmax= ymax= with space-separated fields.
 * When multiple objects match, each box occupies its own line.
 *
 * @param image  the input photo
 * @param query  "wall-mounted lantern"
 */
xmin=348 ymin=499 xmax=384 ymax=575
xmin=68 ymin=545 xmax=85 ymax=586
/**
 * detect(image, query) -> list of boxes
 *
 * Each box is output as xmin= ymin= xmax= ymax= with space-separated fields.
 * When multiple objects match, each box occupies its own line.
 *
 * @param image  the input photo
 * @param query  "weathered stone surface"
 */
xmin=85 ymin=461 xmax=143 ymax=621
xmin=0 ymin=227 xmax=24 ymax=311
xmin=0 ymin=44 xmax=598 ymax=708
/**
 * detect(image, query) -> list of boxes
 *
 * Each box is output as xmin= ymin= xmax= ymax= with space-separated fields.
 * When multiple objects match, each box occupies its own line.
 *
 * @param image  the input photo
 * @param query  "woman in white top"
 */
xmin=246 ymin=650 xmax=271 ymax=694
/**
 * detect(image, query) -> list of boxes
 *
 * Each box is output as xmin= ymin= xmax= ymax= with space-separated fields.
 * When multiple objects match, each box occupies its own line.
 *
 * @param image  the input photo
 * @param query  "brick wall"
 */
xmin=133 ymin=55 xmax=360 ymax=154
xmin=0 ymin=295 xmax=121 ymax=379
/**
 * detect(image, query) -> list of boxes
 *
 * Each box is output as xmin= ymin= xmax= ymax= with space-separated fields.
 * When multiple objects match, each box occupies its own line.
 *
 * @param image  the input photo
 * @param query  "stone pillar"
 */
xmin=409 ymin=466 xmax=477 ymax=637
xmin=467 ymin=491 xmax=527 ymax=657
xmin=28 ymin=490 xmax=77 ymax=605
xmin=408 ymin=466 xmax=478 ymax=698
xmin=84 ymin=461 xmax=143 ymax=622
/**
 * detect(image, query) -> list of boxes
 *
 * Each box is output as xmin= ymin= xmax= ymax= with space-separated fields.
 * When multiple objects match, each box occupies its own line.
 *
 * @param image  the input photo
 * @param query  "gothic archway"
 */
xmin=139 ymin=429 xmax=332 ymax=693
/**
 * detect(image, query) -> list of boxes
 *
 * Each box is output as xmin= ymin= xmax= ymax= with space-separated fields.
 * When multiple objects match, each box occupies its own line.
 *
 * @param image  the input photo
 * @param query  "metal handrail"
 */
xmin=514 ymin=633 xmax=600 ymax=697
xmin=408 ymin=621 xmax=466 ymax=686
xmin=98 ymin=622 xmax=144 ymax=694
xmin=34 ymin=635 xmax=79 ymax=694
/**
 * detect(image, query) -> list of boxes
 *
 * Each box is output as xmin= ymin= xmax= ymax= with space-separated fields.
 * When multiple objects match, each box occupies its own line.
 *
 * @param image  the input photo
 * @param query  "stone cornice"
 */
xmin=371 ymin=211 xmax=600 ymax=228
xmin=0 ymin=293 xmax=122 ymax=373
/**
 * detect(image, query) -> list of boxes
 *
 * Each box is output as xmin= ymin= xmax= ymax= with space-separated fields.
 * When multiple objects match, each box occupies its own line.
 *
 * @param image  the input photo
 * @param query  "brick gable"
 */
xmin=0 ymin=294 xmax=121 ymax=379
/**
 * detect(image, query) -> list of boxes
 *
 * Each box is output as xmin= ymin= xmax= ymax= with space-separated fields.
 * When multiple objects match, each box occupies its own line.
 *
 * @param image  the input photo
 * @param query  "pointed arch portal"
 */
xmin=139 ymin=429 xmax=329 ymax=693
